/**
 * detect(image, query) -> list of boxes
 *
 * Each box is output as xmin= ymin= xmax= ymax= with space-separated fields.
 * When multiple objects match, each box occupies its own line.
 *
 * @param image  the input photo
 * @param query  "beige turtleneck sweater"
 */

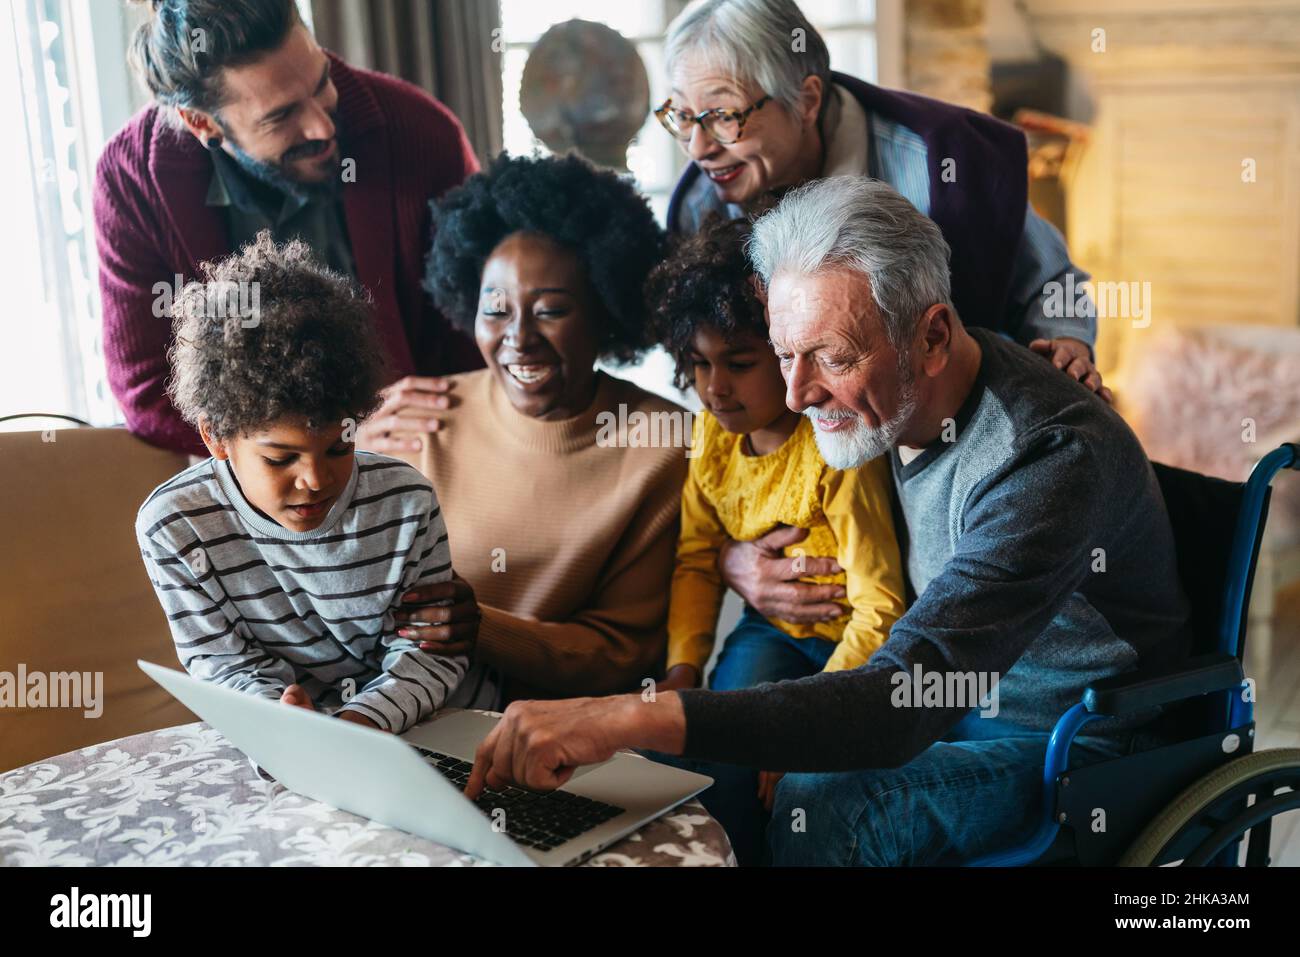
xmin=401 ymin=369 xmax=688 ymax=700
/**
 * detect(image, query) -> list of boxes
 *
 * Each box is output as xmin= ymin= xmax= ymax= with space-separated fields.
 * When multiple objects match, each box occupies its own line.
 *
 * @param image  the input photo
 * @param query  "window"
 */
xmin=500 ymin=1 xmax=680 ymax=223
xmin=0 ymin=0 xmax=107 ymax=431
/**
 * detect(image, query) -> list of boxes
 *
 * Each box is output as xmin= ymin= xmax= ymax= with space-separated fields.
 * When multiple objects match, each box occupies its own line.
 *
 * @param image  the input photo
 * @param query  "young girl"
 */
xmin=645 ymin=216 xmax=908 ymax=846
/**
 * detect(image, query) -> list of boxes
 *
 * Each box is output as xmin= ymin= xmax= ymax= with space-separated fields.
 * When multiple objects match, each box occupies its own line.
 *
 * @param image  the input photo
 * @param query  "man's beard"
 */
xmin=222 ymin=115 xmax=344 ymax=203
xmin=804 ymin=359 xmax=919 ymax=470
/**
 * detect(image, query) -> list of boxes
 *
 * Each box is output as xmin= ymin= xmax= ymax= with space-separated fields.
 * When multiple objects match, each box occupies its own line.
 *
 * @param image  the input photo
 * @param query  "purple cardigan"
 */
xmin=94 ymin=53 xmax=485 ymax=456
xmin=667 ymin=72 xmax=1029 ymax=332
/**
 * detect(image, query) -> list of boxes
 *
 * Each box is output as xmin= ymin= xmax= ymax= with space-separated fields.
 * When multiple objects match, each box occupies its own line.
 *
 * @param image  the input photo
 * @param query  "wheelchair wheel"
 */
xmin=1119 ymin=748 xmax=1300 ymax=866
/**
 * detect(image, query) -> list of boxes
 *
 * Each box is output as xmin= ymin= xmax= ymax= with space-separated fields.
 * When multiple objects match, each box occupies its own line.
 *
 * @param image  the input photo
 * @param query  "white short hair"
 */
xmin=665 ymin=0 xmax=830 ymax=114
xmin=748 ymin=176 xmax=954 ymax=350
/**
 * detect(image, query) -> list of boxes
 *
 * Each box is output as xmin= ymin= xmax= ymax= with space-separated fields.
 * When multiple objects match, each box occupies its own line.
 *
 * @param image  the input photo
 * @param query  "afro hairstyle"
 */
xmin=423 ymin=152 xmax=667 ymax=364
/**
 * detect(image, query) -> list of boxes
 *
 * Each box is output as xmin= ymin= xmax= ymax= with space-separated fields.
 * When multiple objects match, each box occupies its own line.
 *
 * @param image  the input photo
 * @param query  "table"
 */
xmin=0 ymin=721 xmax=735 ymax=867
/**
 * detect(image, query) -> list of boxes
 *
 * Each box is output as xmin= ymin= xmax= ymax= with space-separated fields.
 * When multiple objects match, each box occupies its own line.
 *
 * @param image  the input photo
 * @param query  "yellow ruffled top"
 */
xmin=668 ymin=411 xmax=907 ymax=674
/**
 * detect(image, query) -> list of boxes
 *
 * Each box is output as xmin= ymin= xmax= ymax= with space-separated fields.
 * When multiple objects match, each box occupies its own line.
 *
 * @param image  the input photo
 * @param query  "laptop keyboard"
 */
xmin=416 ymin=747 xmax=625 ymax=852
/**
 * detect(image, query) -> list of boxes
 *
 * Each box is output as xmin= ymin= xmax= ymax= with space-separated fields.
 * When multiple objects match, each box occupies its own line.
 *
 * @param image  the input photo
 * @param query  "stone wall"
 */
xmin=904 ymin=0 xmax=993 ymax=112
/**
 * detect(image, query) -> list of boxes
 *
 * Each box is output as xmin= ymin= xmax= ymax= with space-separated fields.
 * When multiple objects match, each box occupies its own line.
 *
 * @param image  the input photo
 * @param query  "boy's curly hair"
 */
xmin=423 ymin=152 xmax=666 ymax=365
xmin=166 ymin=231 xmax=386 ymax=442
xmin=644 ymin=215 xmax=768 ymax=391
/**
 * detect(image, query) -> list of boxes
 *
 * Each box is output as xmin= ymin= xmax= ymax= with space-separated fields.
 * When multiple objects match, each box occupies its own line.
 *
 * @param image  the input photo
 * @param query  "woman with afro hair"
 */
xmin=398 ymin=152 xmax=689 ymax=708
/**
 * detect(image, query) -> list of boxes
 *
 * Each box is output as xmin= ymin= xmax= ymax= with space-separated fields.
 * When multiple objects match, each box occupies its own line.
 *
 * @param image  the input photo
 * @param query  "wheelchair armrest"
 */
xmin=1082 ymin=653 xmax=1243 ymax=716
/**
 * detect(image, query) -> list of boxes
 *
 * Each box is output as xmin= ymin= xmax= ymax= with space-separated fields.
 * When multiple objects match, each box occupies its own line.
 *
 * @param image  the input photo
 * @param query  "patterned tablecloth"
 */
xmin=0 ymin=722 xmax=734 ymax=867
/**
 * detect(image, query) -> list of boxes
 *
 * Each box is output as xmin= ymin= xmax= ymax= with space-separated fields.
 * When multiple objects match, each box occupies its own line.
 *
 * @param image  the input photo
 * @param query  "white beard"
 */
xmin=805 ymin=382 xmax=918 ymax=470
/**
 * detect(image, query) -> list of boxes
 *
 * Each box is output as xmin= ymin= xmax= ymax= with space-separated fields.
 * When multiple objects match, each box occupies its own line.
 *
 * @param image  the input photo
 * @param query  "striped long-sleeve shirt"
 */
xmin=135 ymin=451 xmax=467 ymax=733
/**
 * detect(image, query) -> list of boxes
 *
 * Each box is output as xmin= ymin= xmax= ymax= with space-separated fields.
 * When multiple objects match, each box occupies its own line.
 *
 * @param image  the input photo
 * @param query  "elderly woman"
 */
xmin=393 ymin=153 xmax=687 ymax=709
xmin=659 ymin=0 xmax=1105 ymax=394
xmin=657 ymin=0 xmax=1113 ymax=628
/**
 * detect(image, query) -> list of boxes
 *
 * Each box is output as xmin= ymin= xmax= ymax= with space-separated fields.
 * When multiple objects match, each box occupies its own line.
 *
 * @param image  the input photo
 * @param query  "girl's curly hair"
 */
xmin=166 ymin=231 xmax=386 ymax=442
xmin=644 ymin=215 xmax=768 ymax=390
xmin=423 ymin=152 xmax=666 ymax=365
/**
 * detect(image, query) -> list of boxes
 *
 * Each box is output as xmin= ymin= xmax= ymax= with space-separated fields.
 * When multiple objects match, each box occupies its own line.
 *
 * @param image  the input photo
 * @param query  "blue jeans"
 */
xmin=649 ymin=608 xmax=1144 ymax=865
xmin=710 ymin=605 xmax=838 ymax=689
xmin=647 ymin=607 xmax=838 ymax=865
xmin=765 ymin=712 xmax=1135 ymax=866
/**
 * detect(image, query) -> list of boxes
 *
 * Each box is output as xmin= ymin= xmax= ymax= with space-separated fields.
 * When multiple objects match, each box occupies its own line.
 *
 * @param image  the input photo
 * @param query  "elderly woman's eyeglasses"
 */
xmin=654 ymin=95 xmax=772 ymax=146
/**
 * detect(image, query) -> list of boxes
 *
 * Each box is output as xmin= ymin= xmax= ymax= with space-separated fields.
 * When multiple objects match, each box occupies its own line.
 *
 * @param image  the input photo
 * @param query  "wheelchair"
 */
xmin=969 ymin=443 xmax=1300 ymax=867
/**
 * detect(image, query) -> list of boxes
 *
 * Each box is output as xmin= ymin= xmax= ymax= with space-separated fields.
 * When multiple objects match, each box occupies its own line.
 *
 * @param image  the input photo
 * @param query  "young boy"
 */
xmin=136 ymin=233 xmax=469 ymax=734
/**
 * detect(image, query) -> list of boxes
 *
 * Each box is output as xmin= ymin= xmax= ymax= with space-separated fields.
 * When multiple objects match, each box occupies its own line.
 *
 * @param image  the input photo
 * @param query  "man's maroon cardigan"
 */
xmin=94 ymin=53 xmax=485 ymax=456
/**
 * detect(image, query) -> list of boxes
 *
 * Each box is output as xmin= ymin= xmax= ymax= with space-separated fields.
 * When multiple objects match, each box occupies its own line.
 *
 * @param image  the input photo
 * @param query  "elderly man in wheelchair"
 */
xmin=461 ymin=176 xmax=1300 ymax=868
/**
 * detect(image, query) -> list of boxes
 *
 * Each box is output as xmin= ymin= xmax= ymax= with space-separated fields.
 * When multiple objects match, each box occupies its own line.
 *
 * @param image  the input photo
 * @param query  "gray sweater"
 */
xmin=679 ymin=328 xmax=1190 ymax=770
xmin=136 ymin=452 xmax=467 ymax=733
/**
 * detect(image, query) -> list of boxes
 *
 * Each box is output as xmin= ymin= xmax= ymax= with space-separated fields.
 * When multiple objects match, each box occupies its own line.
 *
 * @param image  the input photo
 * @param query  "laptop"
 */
xmin=138 ymin=660 xmax=712 ymax=867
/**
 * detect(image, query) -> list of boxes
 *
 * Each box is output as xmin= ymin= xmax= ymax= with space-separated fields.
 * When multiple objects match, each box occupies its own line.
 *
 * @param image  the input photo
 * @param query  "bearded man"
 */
xmin=95 ymin=0 xmax=482 ymax=456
